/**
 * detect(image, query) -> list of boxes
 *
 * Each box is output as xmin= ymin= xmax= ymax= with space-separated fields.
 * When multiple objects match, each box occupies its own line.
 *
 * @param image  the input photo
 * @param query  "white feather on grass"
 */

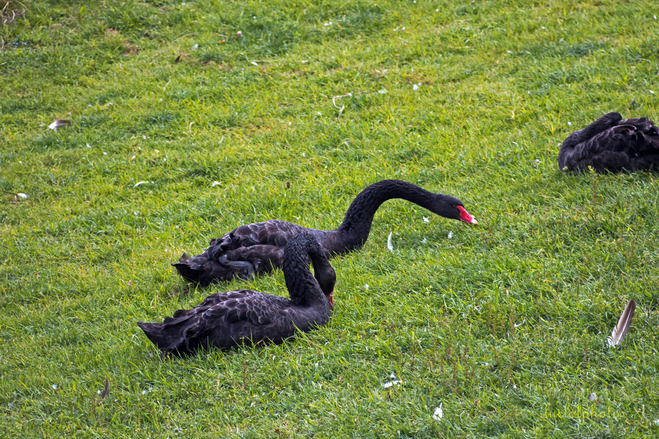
xmin=48 ymin=120 xmax=71 ymax=130
xmin=607 ymin=300 xmax=636 ymax=347
xmin=432 ymin=403 xmax=443 ymax=421
xmin=387 ymin=232 xmax=394 ymax=252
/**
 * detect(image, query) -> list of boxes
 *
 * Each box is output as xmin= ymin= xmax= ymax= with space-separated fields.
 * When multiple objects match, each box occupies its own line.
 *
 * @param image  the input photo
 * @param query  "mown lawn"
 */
xmin=1 ymin=0 xmax=659 ymax=437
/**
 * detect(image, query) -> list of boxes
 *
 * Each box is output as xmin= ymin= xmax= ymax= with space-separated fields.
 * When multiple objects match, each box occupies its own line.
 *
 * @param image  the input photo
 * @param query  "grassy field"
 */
xmin=2 ymin=0 xmax=659 ymax=437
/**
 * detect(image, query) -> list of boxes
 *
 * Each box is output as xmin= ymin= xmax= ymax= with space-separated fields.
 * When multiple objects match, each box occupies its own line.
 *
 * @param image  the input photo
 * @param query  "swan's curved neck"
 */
xmin=562 ymin=112 xmax=622 ymax=149
xmin=284 ymin=240 xmax=331 ymax=308
xmin=333 ymin=180 xmax=435 ymax=252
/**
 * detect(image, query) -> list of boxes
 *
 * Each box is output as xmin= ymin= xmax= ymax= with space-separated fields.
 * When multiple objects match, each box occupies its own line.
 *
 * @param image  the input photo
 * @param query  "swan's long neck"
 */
xmin=332 ymin=180 xmax=436 ymax=253
xmin=562 ymin=112 xmax=622 ymax=150
xmin=283 ymin=236 xmax=331 ymax=309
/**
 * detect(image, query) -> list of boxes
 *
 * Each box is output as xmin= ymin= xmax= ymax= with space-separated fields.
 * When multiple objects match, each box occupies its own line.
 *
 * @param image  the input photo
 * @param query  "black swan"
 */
xmin=138 ymin=233 xmax=335 ymax=355
xmin=558 ymin=112 xmax=659 ymax=173
xmin=173 ymin=179 xmax=477 ymax=285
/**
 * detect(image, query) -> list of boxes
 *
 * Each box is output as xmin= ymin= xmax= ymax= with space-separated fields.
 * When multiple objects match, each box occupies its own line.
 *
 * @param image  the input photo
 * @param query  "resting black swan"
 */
xmin=558 ymin=112 xmax=659 ymax=173
xmin=173 ymin=179 xmax=477 ymax=285
xmin=138 ymin=233 xmax=335 ymax=355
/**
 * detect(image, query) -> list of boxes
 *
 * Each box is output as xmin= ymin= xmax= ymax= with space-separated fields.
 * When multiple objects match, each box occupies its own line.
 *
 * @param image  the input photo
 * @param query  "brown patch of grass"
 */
xmin=1 ymin=0 xmax=26 ymax=27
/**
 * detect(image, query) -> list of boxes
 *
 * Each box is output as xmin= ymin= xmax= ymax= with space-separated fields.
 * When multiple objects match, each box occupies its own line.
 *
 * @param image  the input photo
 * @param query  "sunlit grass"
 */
xmin=1 ymin=0 xmax=659 ymax=437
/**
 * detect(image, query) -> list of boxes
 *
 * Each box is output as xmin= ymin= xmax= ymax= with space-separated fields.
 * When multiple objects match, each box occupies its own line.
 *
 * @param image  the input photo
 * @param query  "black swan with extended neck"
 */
xmin=138 ymin=233 xmax=335 ymax=355
xmin=173 ymin=179 xmax=477 ymax=285
xmin=558 ymin=112 xmax=659 ymax=173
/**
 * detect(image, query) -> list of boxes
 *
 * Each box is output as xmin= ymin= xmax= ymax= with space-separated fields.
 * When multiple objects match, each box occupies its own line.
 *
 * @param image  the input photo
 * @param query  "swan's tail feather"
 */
xmin=137 ymin=320 xmax=196 ymax=356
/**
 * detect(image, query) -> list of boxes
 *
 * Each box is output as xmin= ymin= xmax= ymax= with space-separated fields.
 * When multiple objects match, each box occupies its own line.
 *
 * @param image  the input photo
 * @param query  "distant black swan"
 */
xmin=138 ymin=234 xmax=335 ymax=355
xmin=173 ymin=179 xmax=477 ymax=285
xmin=558 ymin=112 xmax=659 ymax=173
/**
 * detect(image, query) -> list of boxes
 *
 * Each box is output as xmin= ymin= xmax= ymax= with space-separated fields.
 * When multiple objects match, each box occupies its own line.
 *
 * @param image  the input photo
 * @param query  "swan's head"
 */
xmin=316 ymin=268 xmax=336 ymax=311
xmin=433 ymin=195 xmax=478 ymax=224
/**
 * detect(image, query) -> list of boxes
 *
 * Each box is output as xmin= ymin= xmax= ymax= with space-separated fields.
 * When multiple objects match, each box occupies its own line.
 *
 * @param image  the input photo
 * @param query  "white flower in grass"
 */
xmin=421 ymin=237 xmax=427 ymax=244
xmin=362 ymin=284 xmax=369 ymax=291
xmin=16 ymin=193 xmax=28 ymax=199
xmin=387 ymin=232 xmax=394 ymax=252
xmin=211 ymin=181 xmax=221 ymax=187
xmin=413 ymin=84 xmax=419 ymax=91
xmin=378 ymin=89 xmax=387 ymax=94
xmin=52 ymin=384 xmax=58 ymax=390
xmin=423 ymin=217 xmax=430 ymax=223
xmin=654 ymin=419 xmax=659 ymax=425
xmin=432 ymin=403 xmax=443 ymax=420
xmin=447 ymin=231 xmax=453 ymax=239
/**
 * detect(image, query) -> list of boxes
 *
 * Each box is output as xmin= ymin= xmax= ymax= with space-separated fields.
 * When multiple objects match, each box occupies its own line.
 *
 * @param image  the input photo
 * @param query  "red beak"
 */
xmin=457 ymin=206 xmax=478 ymax=224
xmin=327 ymin=291 xmax=335 ymax=311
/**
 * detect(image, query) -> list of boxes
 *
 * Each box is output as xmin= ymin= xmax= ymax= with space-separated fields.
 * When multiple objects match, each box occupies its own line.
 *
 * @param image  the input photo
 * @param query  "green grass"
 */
xmin=2 ymin=0 xmax=659 ymax=436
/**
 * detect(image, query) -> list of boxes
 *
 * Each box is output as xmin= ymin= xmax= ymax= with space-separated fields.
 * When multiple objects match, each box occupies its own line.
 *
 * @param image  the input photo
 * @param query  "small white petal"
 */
xmin=650 ymin=90 xmax=656 ymax=94
xmin=387 ymin=232 xmax=394 ymax=252
xmin=86 ymin=143 xmax=92 ymax=148
xmin=142 ymin=390 xmax=147 ymax=395
xmin=421 ymin=237 xmax=427 ymax=244
xmin=17 ymin=193 xmax=28 ymax=199
xmin=390 ymin=372 xmax=396 ymax=379
xmin=301 ymin=152 xmax=306 ymax=157
xmin=589 ymin=392 xmax=597 ymax=402
xmin=251 ymin=61 xmax=258 ymax=66
xmin=432 ymin=403 xmax=443 ymax=421
xmin=423 ymin=217 xmax=430 ymax=223
xmin=378 ymin=89 xmax=387 ymax=94
xmin=103 ymin=152 xmax=108 ymax=155
xmin=134 ymin=181 xmax=153 ymax=187
xmin=447 ymin=231 xmax=453 ymax=239
xmin=211 ymin=181 xmax=221 ymax=187
xmin=514 ymin=318 xmax=526 ymax=328
xmin=193 ymin=44 xmax=199 ymax=49
xmin=362 ymin=284 xmax=369 ymax=291
xmin=654 ymin=419 xmax=659 ymax=425
xmin=567 ymin=122 xmax=572 ymax=126
xmin=52 ymin=384 xmax=58 ymax=390
xmin=535 ymin=158 xmax=540 ymax=164
xmin=413 ymin=84 xmax=419 ymax=91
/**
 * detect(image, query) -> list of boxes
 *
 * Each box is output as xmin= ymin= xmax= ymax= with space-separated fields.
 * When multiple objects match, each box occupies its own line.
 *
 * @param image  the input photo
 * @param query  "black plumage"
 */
xmin=173 ymin=179 xmax=477 ymax=285
xmin=138 ymin=233 xmax=335 ymax=356
xmin=558 ymin=112 xmax=659 ymax=173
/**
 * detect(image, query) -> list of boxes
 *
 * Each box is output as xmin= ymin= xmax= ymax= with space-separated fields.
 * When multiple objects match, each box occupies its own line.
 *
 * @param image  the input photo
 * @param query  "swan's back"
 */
xmin=559 ymin=114 xmax=659 ymax=173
